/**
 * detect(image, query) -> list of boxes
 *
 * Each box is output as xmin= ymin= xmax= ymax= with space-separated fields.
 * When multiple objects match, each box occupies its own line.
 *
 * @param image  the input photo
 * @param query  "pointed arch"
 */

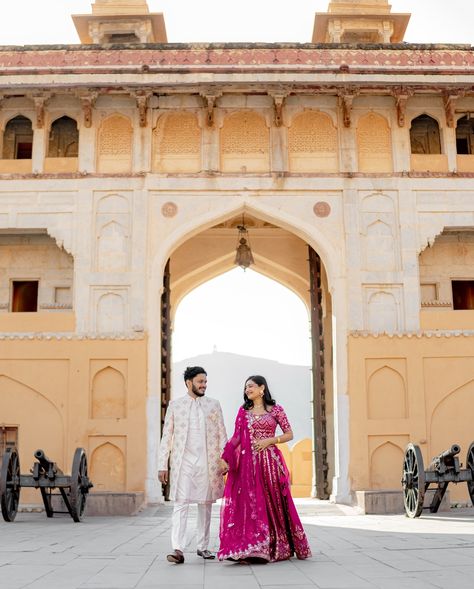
xmin=430 ymin=378 xmax=474 ymax=501
xmin=47 ymin=116 xmax=79 ymax=158
xmin=363 ymin=220 xmax=397 ymax=271
xmin=90 ymin=442 xmax=126 ymax=491
xmin=91 ymin=366 xmax=127 ymax=419
xmin=0 ymin=374 xmax=64 ymax=465
xmin=367 ymin=366 xmax=406 ymax=419
xmin=370 ymin=441 xmax=404 ymax=489
xmin=97 ymin=292 xmax=125 ymax=332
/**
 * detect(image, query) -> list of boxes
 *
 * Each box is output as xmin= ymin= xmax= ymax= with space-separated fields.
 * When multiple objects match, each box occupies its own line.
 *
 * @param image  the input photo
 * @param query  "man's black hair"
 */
xmin=183 ymin=366 xmax=207 ymax=382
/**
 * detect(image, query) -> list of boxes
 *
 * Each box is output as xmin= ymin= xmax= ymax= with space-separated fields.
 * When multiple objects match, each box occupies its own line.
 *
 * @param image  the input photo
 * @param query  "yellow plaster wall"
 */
xmin=0 ymin=337 xmax=147 ymax=505
xmin=349 ymin=334 xmax=474 ymax=502
xmin=411 ymin=154 xmax=448 ymax=173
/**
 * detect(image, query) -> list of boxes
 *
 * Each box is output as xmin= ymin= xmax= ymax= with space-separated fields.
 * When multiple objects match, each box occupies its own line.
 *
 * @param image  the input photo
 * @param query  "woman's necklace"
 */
xmin=251 ymin=403 xmax=266 ymax=419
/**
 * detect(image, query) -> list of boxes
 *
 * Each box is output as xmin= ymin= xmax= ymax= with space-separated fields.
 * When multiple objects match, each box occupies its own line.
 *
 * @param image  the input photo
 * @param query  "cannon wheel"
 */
xmin=402 ymin=443 xmax=426 ymax=518
xmin=69 ymin=448 xmax=89 ymax=522
xmin=0 ymin=447 xmax=21 ymax=522
xmin=467 ymin=442 xmax=474 ymax=506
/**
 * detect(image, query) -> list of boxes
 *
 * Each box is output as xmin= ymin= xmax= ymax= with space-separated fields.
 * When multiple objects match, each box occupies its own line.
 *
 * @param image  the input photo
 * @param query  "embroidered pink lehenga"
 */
xmin=218 ymin=404 xmax=312 ymax=562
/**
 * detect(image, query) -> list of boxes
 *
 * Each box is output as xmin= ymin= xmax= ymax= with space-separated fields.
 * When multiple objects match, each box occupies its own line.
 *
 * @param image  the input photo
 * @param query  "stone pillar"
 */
xmin=78 ymin=126 xmax=96 ymax=173
xmin=330 ymin=277 xmax=351 ymax=504
xmin=31 ymin=127 xmax=45 ymax=174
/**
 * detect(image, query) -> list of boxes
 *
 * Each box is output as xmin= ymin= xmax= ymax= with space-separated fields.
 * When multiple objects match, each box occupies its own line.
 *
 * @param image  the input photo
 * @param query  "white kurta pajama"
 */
xmin=158 ymin=394 xmax=227 ymax=552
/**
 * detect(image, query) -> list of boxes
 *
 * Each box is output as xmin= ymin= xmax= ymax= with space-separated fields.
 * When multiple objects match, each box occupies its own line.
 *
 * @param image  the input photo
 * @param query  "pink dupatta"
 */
xmin=218 ymin=407 xmax=270 ymax=560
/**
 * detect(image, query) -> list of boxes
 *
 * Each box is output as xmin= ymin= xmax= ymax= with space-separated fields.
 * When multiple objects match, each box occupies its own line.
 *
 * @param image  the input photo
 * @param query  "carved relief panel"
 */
xmin=152 ymin=112 xmax=201 ymax=173
xmin=97 ymin=114 xmax=133 ymax=173
xmin=357 ymin=113 xmax=393 ymax=173
xmin=360 ymin=192 xmax=400 ymax=272
xmin=92 ymin=287 xmax=129 ymax=333
xmin=220 ymin=111 xmax=270 ymax=173
xmin=364 ymin=285 xmax=403 ymax=333
xmin=288 ymin=111 xmax=338 ymax=173
xmin=94 ymin=193 xmax=131 ymax=272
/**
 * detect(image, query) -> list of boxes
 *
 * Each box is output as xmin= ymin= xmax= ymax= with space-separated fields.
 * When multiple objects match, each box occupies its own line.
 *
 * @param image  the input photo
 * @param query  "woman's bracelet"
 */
xmin=276 ymin=436 xmax=281 ymax=444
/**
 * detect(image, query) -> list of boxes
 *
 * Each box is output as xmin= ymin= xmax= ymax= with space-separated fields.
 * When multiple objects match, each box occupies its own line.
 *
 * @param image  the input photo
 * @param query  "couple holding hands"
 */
xmin=158 ymin=366 xmax=311 ymax=564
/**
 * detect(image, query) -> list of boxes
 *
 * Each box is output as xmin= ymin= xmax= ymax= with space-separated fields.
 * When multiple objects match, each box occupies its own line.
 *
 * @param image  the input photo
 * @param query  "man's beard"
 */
xmin=192 ymin=384 xmax=205 ymax=397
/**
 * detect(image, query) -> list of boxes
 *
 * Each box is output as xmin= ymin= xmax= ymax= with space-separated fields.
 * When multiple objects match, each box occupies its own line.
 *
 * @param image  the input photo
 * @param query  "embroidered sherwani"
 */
xmin=158 ymin=394 xmax=228 ymax=502
xmin=158 ymin=394 xmax=227 ymax=552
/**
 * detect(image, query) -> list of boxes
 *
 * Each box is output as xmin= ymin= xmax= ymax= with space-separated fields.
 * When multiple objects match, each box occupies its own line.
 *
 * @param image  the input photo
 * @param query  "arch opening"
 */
xmin=159 ymin=209 xmax=335 ymax=500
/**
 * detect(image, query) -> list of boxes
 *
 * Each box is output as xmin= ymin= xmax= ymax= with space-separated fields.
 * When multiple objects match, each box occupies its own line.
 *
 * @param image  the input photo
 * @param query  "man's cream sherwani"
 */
xmin=158 ymin=395 xmax=228 ymax=502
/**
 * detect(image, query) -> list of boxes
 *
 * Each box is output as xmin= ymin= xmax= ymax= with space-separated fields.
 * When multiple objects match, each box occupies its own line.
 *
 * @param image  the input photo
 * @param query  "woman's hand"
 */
xmin=220 ymin=459 xmax=229 ymax=475
xmin=252 ymin=438 xmax=273 ymax=452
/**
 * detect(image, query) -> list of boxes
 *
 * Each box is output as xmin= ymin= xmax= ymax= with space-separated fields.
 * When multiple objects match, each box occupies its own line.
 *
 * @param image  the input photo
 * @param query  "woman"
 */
xmin=218 ymin=375 xmax=311 ymax=563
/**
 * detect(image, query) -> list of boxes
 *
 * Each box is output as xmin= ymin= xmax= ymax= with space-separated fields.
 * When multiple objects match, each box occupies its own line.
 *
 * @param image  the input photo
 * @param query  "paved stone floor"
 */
xmin=1 ymin=500 xmax=474 ymax=588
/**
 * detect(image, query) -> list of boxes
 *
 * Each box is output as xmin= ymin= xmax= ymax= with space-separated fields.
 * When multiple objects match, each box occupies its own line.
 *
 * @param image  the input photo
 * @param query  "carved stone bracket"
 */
xmin=338 ymin=88 xmax=359 ymax=128
xmin=33 ymin=96 xmax=46 ymax=129
xmin=444 ymin=90 xmax=466 ymax=128
xmin=269 ymin=93 xmax=287 ymax=127
xmin=80 ymin=93 xmax=98 ymax=129
xmin=135 ymin=90 xmax=152 ymax=128
xmin=392 ymin=87 xmax=414 ymax=127
xmin=200 ymin=89 xmax=222 ymax=127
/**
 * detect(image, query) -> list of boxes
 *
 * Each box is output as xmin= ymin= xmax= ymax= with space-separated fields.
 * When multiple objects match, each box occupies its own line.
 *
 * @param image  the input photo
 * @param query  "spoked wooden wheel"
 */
xmin=402 ymin=443 xmax=426 ymax=518
xmin=0 ymin=447 xmax=21 ymax=522
xmin=466 ymin=442 xmax=474 ymax=506
xmin=69 ymin=448 xmax=90 ymax=522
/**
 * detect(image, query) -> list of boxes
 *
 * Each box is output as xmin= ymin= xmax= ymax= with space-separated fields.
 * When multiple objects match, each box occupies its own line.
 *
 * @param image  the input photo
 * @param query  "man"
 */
xmin=158 ymin=366 xmax=228 ymax=564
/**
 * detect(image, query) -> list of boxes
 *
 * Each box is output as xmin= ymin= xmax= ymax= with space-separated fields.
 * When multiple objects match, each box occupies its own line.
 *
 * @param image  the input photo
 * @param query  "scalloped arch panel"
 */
xmin=370 ymin=441 xmax=404 ymax=489
xmin=90 ymin=442 xmax=126 ymax=492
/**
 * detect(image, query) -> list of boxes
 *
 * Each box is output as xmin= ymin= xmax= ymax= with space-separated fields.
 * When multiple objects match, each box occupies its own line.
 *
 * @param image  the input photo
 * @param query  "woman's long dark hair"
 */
xmin=242 ymin=375 xmax=276 ymax=411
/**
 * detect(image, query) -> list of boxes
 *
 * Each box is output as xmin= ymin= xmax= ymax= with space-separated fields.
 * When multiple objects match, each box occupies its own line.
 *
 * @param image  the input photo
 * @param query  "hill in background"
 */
xmin=172 ymin=351 xmax=312 ymax=444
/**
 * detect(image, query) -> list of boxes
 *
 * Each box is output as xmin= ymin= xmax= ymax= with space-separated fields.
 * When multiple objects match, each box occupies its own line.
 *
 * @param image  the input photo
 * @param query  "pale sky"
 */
xmin=0 ymin=1 xmax=473 ymax=45
xmin=1 ymin=1 xmax=472 ymax=364
xmin=173 ymin=269 xmax=312 ymax=366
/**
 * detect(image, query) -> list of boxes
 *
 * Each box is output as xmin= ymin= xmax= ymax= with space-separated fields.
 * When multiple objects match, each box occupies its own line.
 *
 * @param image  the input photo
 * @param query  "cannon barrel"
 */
xmin=429 ymin=444 xmax=461 ymax=470
xmin=34 ymin=449 xmax=58 ymax=474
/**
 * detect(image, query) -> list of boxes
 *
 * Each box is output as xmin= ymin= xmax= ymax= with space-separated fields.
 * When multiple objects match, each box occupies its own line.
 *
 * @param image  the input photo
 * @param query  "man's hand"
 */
xmin=158 ymin=470 xmax=168 ymax=484
xmin=220 ymin=459 xmax=229 ymax=475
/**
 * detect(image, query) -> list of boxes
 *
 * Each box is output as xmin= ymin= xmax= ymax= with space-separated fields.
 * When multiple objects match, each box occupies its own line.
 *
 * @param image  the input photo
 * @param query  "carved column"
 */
xmin=391 ymin=88 xmax=413 ymax=172
xmin=338 ymin=88 xmax=359 ymax=172
xmin=79 ymin=93 xmax=98 ymax=173
xmin=269 ymin=92 xmax=288 ymax=173
xmin=31 ymin=96 xmax=47 ymax=173
xmin=133 ymin=91 xmax=152 ymax=172
xmin=444 ymin=90 xmax=465 ymax=172
xmin=200 ymin=89 xmax=222 ymax=172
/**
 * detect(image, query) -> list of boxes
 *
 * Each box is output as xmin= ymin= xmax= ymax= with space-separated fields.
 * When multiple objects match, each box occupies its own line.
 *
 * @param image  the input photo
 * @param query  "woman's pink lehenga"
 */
xmin=218 ymin=405 xmax=312 ymax=562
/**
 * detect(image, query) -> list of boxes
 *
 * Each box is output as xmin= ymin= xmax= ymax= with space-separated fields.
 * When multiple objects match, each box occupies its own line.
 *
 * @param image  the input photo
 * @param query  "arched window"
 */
xmin=48 ymin=116 xmax=79 ymax=157
xmin=2 ymin=116 xmax=33 ymax=159
xmin=410 ymin=115 xmax=441 ymax=154
xmin=220 ymin=111 xmax=270 ymax=173
xmin=455 ymin=116 xmax=474 ymax=155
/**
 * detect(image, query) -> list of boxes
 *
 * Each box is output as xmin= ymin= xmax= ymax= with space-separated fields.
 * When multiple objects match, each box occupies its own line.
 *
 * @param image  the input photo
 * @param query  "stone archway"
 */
xmin=146 ymin=202 xmax=349 ymax=504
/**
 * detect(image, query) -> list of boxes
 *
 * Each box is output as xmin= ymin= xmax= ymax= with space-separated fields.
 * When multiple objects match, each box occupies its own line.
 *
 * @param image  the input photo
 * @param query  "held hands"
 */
xmin=158 ymin=470 xmax=168 ymax=484
xmin=252 ymin=438 xmax=273 ymax=453
xmin=220 ymin=459 xmax=229 ymax=475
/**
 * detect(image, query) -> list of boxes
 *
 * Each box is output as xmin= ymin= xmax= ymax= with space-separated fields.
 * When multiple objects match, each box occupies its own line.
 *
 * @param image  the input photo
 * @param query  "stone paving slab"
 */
xmin=0 ymin=500 xmax=473 ymax=588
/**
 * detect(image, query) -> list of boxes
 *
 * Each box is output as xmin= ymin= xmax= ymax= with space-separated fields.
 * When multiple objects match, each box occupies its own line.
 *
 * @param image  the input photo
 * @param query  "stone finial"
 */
xmin=313 ymin=0 xmax=410 ymax=44
xmin=92 ymin=1 xmax=150 ymax=16
xmin=72 ymin=0 xmax=167 ymax=44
